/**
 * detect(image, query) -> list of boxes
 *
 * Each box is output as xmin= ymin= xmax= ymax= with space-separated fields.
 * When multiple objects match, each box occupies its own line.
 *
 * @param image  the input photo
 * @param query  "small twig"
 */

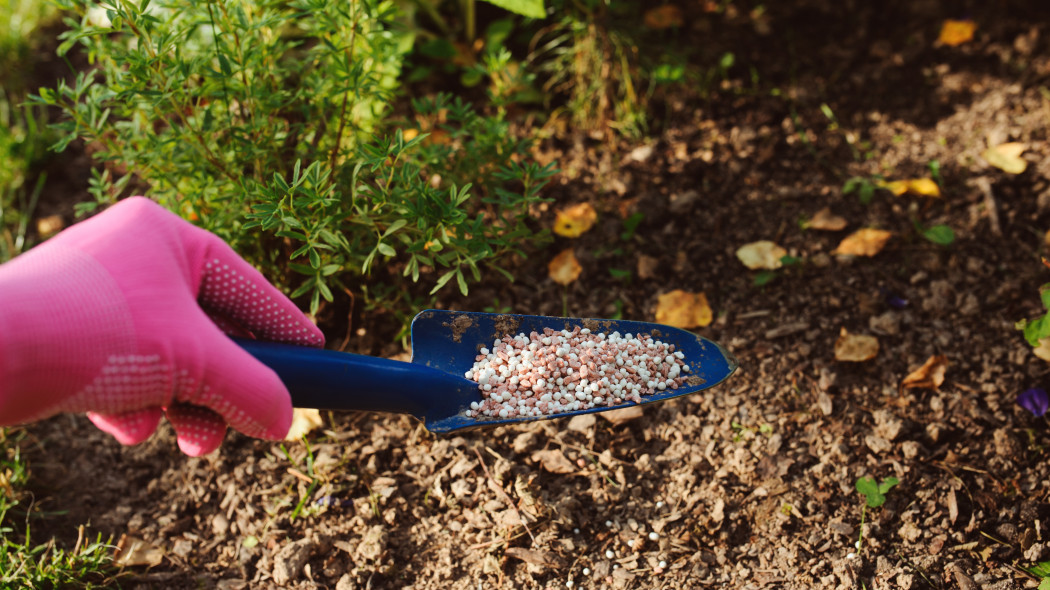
xmin=974 ymin=176 xmax=1002 ymax=236
xmin=338 ymin=287 xmax=356 ymax=352
xmin=287 ymin=467 xmax=314 ymax=484
xmin=73 ymin=524 xmax=85 ymax=555
xmin=473 ymin=447 xmax=536 ymax=544
xmin=468 ymin=530 xmax=528 ymax=551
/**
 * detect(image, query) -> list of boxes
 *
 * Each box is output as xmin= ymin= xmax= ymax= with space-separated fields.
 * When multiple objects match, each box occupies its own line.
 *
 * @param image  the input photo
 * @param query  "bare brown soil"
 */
xmin=15 ymin=1 xmax=1050 ymax=589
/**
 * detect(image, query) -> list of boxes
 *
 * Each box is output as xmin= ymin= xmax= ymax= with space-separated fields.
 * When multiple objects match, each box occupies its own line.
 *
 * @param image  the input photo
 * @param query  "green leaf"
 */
xmin=217 ymin=52 xmax=232 ymax=77
xmin=1028 ymin=560 xmax=1050 ymax=578
xmin=308 ymin=248 xmax=321 ymax=269
xmin=317 ymin=279 xmax=333 ymax=302
xmin=484 ymin=18 xmax=515 ymax=48
xmin=1022 ymin=314 xmax=1050 ymax=347
xmin=377 ymin=242 xmax=396 ymax=257
xmin=430 ymin=269 xmax=457 ymax=294
xmin=877 ymin=477 xmax=899 ymax=495
xmin=1039 ymin=284 xmax=1050 ymax=310
xmin=291 ymin=276 xmax=316 ymax=298
xmin=608 ymin=268 xmax=631 ymax=280
xmin=456 ymin=269 xmax=468 ymax=296
xmin=477 ymin=0 xmax=545 ymax=19
xmin=652 ymin=63 xmax=685 ymax=84
xmin=854 ymin=477 xmax=881 ymax=506
xmin=382 ymin=219 xmax=407 ymax=238
xmin=418 ymin=39 xmax=456 ymax=59
xmin=1038 ymin=578 xmax=1050 ymax=590
xmin=753 ymin=270 xmax=778 ymax=287
xmin=620 ymin=212 xmax=645 ymax=241
xmin=719 ymin=52 xmax=735 ymax=71
xmin=922 ymin=225 xmax=955 ymax=245
xmin=855 ymin=476 xmax=897 ymax=508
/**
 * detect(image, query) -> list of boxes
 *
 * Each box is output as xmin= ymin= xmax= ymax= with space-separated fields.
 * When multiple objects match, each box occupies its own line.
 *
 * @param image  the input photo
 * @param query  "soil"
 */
xmin=14 ymin=1 xmax=1050 ymax=589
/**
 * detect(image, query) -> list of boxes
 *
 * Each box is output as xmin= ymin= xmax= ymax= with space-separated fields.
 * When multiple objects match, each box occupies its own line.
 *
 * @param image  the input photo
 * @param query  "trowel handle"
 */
xmin=234 ymin=339 xmax=460 ymax=416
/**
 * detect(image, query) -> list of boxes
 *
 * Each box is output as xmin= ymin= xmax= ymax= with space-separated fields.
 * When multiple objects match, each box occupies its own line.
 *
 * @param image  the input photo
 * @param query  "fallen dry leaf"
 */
xmin=285 ymin=408 xmax=323 ymax=440
xmin=832 ymin=228 xmax=892 ymax=257
xmin=938 ymin=19 xmax=976 ymax=46
xmin=1033 ymin=338 xmax=1050 ymax=363
xmin=643 ymin=5 xmax=684 ymax=30
xmin=736 ymin=240 xmax=788 ymax=270
xmin=834 ymin=328 xmax=879 ymax=362
xmin=548 ymin=249 xmax=582 ymax=286
xmin=532 ymin=449 xmax=576 ymax=474
xmin=113 ymin=534 xmax=165 ymax=567
xmin=504 ymin=547 xmax=566 ymax=569
xmin=637 ymin=254 xmax=659 ymax=279
xmin=600 ymin=405 xmax=644 ymax=425
xmin=899 ymin=354 xmax=948 ymax=393
xmin=883 ymin=178 xmax=941 ymax=198
xmin=983 ymin=142 xmax=1027 ymax=174
xmin=36 ymin=215 xmax=64 ymax=238
xmin=553 ymin=203 xmax=598 ymax=238
xmin=807 ymin=207 xmax=848 ymax=231
xmin=654 ymin=290 xmax=712 ymax=329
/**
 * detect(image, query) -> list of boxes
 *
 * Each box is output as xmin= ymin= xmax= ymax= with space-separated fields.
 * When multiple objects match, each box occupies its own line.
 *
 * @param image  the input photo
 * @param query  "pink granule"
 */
xmin=463 ymin=326 xmax=691 ymax=419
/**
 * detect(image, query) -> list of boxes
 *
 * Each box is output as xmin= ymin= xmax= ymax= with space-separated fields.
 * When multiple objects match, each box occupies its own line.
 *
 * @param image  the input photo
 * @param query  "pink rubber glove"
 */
xmin=0 ymin=197 xmax=324 ymax=456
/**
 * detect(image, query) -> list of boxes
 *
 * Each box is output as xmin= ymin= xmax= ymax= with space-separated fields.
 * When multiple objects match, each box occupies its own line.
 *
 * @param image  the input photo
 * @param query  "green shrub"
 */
xmin=36 ymin=0 xmax=555 ymax=316
xmin=1 ymin=0 xmax=57 ymax=262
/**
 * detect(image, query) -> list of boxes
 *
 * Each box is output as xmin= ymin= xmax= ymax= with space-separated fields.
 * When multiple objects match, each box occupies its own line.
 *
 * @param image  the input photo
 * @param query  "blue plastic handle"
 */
xmin=234 ymin=339 xmax=480 ymax=424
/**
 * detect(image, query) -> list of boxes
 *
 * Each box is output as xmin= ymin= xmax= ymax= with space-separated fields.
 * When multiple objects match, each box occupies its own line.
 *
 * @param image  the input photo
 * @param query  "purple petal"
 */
xmin=879 ymin=287 xmax=909 ymax=309
xmin=1018 ymin=388 xmax=1049 ymax=417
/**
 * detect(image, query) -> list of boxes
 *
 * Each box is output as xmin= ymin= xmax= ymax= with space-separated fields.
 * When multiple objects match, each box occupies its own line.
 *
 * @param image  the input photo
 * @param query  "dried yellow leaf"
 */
xmin=532 ymin=449 xmax=577 ymax=474
xmin=834 ymin=328 xmax=879 ymax=362
xmin=807 ymin=207 xmax=848 ymax=231
xmin=644 ymin=5 xmax=684 ymax=30
xmin=833 ymin=228 xmax=892 ymax=257
xmin=548 ymin=249 xmax=582 ymax=286
xmin=636 ymin=254 xmax=659 ymax=279
xmin=736 ymin=240 xmax=788 ymax=270
xmin=655 ymin=290 xmax=712 ymax=329
xmin=899 ymin=355 xmax=948 ymax=393
xmin=553 ymin=203 xmax=598 ymax=238
xmin=883 ymin=178 xmax=941 ymax=197
xmin=113 ymin=534 xmax=165 ymax=567
xmin=1034 ymin=338 xmax=1050 ymax=363
xmin=938 ymin=19 xmax=976 ymax=47
xmin=35 ymin=215 xmax=64 ymax=238
xmin=983 ymin=142 xmax=1027 ymax=174
xmin=285 ymin=408 xmax=323 ymax=440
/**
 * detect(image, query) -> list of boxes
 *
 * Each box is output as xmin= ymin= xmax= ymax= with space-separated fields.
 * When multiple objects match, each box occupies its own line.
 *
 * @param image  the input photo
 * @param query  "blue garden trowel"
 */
xmin=236 ymin=310 xmax=737 ymax=433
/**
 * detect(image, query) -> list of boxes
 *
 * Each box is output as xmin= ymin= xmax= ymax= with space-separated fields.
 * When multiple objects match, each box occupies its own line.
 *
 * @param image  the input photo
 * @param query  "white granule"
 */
xmin=463 ymin=326 xmax=690 ymax=419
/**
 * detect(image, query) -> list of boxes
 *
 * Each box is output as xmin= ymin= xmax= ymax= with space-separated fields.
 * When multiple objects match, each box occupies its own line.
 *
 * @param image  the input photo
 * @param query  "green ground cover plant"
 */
xmin=0 ymin=429 xmax=118 ymax=588
xmin=36 ymin=0 xmax=555 ymax=318
xmin=1 ymin=0 xmax=58 ymax=262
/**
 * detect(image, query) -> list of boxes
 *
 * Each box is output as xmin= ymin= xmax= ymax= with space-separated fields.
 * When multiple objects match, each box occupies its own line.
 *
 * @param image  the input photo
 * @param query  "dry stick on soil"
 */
xmin=974 ymin=176 xmax=1002 ymax=236
xmin=337 ymin=286 xmax=356 ymax=352
xmin=468 ymin=530 xmax=529 ymax=551
xmin=472 ymin=447 xmax=536 ymax=544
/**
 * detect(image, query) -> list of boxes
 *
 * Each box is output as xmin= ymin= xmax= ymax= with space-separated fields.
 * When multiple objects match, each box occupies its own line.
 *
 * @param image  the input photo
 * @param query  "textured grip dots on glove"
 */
xmin=61 ymin=354 xmax=170 ymax=417
xmin=200 ymin=258 xmax=323 ymax=346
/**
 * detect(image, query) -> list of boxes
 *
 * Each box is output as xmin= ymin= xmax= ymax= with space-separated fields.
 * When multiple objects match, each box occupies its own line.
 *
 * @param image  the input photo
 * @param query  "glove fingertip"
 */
xmin=166 ymin=404 xmax=228 ymax=457
xmin=88 ymin=408 xmax=162 ymax=445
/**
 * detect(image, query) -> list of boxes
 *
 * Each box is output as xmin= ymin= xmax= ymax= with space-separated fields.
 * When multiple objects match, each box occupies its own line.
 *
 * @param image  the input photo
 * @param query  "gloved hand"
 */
xmin=0 ymin=197 xmax=324 ymax=456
